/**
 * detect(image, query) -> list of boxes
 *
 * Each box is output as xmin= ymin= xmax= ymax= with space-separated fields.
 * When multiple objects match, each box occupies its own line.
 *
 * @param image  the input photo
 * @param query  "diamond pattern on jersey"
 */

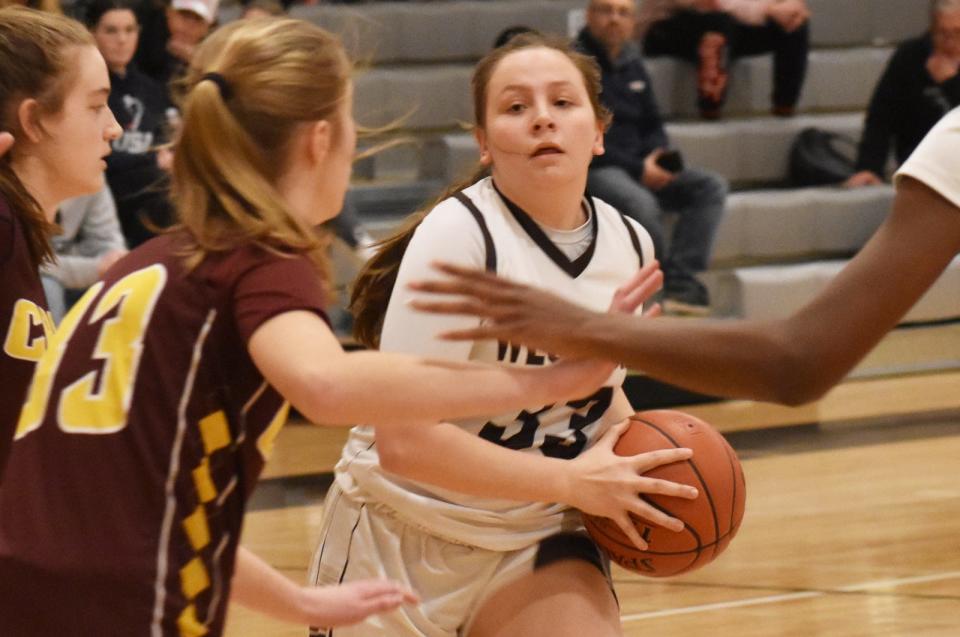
xmin=177 ymin=409 xmax=232 ymax=636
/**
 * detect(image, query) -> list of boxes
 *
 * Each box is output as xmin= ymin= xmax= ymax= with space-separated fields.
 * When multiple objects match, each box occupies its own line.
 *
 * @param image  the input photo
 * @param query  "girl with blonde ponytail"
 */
xmin=0 ymin=17 xmax=617 ymax=637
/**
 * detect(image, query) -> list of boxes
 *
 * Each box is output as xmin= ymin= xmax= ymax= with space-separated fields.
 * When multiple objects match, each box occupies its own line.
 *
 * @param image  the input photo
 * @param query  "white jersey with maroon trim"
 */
xmin=335 ymin=177 xmax=655 ymax=551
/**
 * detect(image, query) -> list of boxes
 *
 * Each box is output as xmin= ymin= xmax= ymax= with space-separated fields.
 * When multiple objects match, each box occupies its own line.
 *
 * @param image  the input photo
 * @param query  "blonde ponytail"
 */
xmin=169 ymin=17 xmax=351 ymax=276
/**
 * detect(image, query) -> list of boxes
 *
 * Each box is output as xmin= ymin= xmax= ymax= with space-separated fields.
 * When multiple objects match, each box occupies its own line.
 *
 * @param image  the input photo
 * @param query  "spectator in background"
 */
xmin=134 ymin=0 xmax=218 ymax=87
xmin=41 ymin=186 xmax=127 ymax=322
xmin=87 ymin=0 xmax=176 ymax=247
xmin=641 ymin=0 xmax=810 ymax=119
xmin=845 ymin=0 xmax=960 ymax=188
xmin=578 ymin=0 xmax=727 ymax=315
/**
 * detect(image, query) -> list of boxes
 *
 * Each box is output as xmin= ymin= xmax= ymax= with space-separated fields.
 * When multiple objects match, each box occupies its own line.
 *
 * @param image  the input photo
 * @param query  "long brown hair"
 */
xmin=170 ymin=17 xmax=351 ymax=276
xmin=0 ymin=6 xmax=93 ymax=269
xmin=350 ymin=33 xmax=611 ymax=349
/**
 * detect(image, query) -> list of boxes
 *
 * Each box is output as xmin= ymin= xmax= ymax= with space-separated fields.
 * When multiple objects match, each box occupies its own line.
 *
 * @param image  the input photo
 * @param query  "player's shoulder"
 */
xmin=219 ymin=243 xmax=320 ymax=289
xmin=590 ymin=195 xmax=643 ymax=233
xmin=589 ymin=194 xmax=654 ymax=260
xmin=139 ymin=232 xmax=318 ymax=288
xmin=419 ymin=178 xmax=501 ymax=235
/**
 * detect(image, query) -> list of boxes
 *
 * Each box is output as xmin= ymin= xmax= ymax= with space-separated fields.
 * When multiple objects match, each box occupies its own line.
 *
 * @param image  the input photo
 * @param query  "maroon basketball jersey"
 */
xmin=0 ymin=231 xmax=328 ymax=636
xmin=0 ymin=195 xmax=53 ymax=483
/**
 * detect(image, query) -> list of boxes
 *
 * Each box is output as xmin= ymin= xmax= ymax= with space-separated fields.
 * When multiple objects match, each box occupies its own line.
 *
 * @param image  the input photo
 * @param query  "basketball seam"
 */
xmin=721 ymin=439 xmax=743 ymax=560
xmin=633 ymin=416 xmax=723 ymax=547
xmin=584 ymin=516 xmax=741 ymax=556
xmin=637 ymin=493 xmax=705 ymax=550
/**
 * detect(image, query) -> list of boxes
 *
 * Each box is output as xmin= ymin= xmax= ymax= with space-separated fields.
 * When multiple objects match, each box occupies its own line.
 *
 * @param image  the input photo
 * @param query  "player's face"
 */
xmin=30 ymin=46 xmax=122 ymax=212
xmin=310 ymin=82 xmax=356 ymax=225
xmin=92 ymin=9 xmax=140 ymax=74
xmin=477 ymin=47 xmax=604 ymax=188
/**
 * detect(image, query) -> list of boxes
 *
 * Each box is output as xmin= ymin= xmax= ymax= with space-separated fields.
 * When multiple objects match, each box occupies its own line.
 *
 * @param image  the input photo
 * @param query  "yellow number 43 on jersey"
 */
xmin=17 ymin=265 xmax=167 ymax=439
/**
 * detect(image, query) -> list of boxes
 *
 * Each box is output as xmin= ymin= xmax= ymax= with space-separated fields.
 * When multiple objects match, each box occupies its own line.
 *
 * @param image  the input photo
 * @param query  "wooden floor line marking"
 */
xmin=620 ymin=571 xmax=960 ymax=622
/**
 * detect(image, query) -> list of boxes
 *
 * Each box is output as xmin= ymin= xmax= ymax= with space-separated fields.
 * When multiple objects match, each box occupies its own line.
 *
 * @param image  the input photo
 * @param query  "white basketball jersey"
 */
xmin=335 ymin=177 xmax=655 ymax=551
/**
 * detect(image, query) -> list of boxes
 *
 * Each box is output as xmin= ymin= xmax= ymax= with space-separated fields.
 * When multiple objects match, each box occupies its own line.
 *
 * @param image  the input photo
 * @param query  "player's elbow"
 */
xmin=375 ymin=432 xmax=420 ymax=477
xmin=764 ymin=349 xmax=836 ymax=406
xmin=286 ymin=368 xmax=357 ymax=427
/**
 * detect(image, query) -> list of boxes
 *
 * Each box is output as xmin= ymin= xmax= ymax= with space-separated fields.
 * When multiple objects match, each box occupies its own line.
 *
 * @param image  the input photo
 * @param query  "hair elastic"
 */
xmin=201 ymin=72 xmax=233 ymax=100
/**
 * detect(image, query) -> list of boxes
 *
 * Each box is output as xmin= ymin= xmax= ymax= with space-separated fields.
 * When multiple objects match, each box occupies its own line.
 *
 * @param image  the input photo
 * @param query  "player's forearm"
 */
xmin=576 ymin=313 xmax=806 ymax=404
xmin=376 ymin=422 xmax=573 ymax=505
xmin=301 ymin=352 xmax=600 ymax=427
xmin=231 ymin=547 xmax=311 ymax=625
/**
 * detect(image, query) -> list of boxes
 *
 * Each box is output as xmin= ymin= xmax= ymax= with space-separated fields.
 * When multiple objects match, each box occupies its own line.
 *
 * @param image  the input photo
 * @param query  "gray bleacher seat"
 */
xmin=420 ymin=133 xmax=480 ymax=183
xmin=420 ymin=112 xmax=865 ymax=186
xmin=711 ymin=186 xmax=894 ymax=264
xmin=667 ymin=112 xmax=863 ymax=184
xmin=290 ymin=1 xmax=581 ymax=64
xmin=353 ymin=48 xmax=888 ymax=134
xmin=647 ymin=47 xmax=892 ymax=118
xmin=354 ymin=64 xmax=473 ymax=129
xmin=869 ymin=0 xmax=930 ymax=46
xmin=282 ymin=0 xmax=924 ymax=65
xmin=707 ymin=256 xmax=960 ymax=323
xmin=805 ymin=0 xmax=926 ymax=47
xmin=807 ymin=0 xmax=873 ymax=47
xmin=806 ymin=0 xmax=928 ymax=47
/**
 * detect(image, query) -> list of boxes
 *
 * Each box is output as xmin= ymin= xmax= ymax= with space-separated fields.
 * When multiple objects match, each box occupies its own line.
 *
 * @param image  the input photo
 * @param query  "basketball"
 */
xmin=583 ymin=410 xmax=746 ymax=577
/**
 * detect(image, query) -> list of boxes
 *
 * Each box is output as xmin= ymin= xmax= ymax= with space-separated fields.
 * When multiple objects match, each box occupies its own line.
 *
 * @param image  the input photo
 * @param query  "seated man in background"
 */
xmin=846 ymin=0 xmax=960 ymax=188
xmin=134 ymin=0 xmax=219 ymax=87
xmin=578 ymin=0 xmax=727 ymax=315
xmin=41 ymin=187 xmax=128 ymax=323
xmin=641 ymin=0 xmax=810 ymax=119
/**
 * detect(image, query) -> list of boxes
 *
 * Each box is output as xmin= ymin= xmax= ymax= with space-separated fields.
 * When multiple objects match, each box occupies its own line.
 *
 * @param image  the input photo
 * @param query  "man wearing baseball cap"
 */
xmin=135 ymin=0 xmax=220 ymax=87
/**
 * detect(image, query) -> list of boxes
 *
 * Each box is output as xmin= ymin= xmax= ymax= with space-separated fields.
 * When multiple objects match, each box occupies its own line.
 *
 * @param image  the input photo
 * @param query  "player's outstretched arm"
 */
xmin=247 ymin=310 xmax=615 ymax=428
xmin=408 ymin=258 xmax=663 ymax=361
xmin=231 ymin=547 xmax=417 ymax=629
xmin=411 ymin=178 xmax=960 ymax=405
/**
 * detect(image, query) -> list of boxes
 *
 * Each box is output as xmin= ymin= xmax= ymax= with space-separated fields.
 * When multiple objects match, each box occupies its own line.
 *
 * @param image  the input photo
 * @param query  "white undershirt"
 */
xmin=536 ymin=201 xmax=594 ymax=261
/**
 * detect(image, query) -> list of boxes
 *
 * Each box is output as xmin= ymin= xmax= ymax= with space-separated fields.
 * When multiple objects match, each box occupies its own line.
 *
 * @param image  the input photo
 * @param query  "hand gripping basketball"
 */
xmin=566 ymin=419 xmax=699 ymax=551
xmin=583 ymin=410 xmax=747 ymax=577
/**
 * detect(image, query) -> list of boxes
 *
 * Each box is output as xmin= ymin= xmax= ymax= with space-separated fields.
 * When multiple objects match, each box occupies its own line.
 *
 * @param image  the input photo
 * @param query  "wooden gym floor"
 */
xmin=225 ymin=365 xmax=960 ymax=635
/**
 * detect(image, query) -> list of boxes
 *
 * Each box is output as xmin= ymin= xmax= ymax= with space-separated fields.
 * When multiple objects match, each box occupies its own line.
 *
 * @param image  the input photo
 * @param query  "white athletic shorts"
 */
xmin=307 ymin=484 xmax=611 ymax=637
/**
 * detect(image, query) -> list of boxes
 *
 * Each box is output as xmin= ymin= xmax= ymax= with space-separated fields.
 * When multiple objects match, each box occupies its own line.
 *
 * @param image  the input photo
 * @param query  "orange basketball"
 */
xmin=583 ymin=410 xmax=746 ymax=577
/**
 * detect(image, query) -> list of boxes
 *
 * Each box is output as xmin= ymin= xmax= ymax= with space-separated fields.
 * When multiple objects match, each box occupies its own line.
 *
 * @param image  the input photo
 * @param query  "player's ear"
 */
xmin=474 ymin=127 xmax=492 ymax=167
xmin=306 ymin=119 xmax=332 ymax=167
xmin=16 ymin=99 xmax=45 ymax=144
xmin=593 ymin=119 xmax=605 ymax=157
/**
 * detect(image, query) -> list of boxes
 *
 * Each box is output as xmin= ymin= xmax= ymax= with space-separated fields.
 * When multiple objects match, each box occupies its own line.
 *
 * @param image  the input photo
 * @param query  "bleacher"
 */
xmin=231 ymin=0 xmax=959 ymax=375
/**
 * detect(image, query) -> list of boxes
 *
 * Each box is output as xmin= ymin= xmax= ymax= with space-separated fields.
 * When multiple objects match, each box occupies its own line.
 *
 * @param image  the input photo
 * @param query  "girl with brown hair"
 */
xmin=309 ymin=33 xmax=698 ymax=637
xmin=0 ymin=6 xmax=121 ymax=480
xmin=0 ymin=16 xmax=613 ymax=636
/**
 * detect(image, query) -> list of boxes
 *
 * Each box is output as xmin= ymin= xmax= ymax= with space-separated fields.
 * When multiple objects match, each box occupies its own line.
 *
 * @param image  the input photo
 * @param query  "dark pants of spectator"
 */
xmin=644 ymin=10 xmax=809 ymax=113
xmin=587 ymin=165 xmax=727 ymax=304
